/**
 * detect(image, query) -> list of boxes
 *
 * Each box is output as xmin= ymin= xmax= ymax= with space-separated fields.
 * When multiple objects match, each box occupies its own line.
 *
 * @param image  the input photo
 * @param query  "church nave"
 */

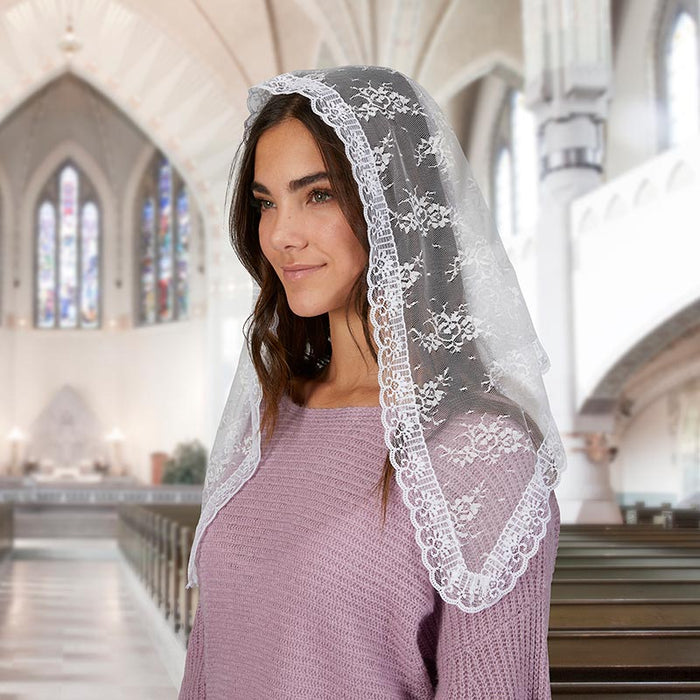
xmin=0 ymin=539 xmax=182 ymax=699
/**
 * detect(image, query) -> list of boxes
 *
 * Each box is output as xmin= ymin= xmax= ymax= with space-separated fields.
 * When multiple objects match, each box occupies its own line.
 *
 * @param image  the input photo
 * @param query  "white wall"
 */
xmin=611 ymin=384 xmax=692 ymax=506
xmin=119 ymin=321 xmax=208 ymax=482
xmin=6 ymin=320 xmax=206 ymax=482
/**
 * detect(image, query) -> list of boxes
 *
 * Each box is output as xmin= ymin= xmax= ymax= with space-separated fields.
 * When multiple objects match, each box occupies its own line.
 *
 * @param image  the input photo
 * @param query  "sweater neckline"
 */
xmin=281 ymin=392 xmax=382 ymax=413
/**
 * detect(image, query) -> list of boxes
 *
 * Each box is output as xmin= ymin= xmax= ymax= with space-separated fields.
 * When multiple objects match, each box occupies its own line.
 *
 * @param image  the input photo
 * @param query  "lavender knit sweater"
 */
xmin=179 ymin=395 xmax=560 ymax=699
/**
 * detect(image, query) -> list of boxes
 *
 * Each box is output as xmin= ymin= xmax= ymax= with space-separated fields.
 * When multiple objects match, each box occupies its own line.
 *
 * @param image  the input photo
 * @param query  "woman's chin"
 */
xmin=288 ymin=301 xmax=329 ymax=318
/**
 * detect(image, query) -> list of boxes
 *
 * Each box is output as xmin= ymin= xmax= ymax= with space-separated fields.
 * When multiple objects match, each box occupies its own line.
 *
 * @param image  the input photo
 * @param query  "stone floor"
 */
xmin=0 ymin=539 xmax=181 ymax=699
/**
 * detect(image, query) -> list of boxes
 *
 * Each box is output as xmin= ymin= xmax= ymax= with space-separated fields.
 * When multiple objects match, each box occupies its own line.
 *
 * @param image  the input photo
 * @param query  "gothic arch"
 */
xmin=0 ymin=0 xmax=238 ymax=236
xmin=651 ymin=0 xmax=700 ymax=150
xmin=433 ymin=51 xmax=522 ymax=105
xmin=581 ymin=296 xmax=700 ymax=415
xmin=459 ymin=64 xmax=521 ymax=205
xmin=0 ymin=161 xmax=12 ymax=318
xmin=20 ymin=141 xmax=115 ymax=326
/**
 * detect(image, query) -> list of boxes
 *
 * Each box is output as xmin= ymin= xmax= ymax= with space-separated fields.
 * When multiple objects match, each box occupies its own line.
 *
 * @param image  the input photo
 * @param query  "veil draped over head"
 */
xmin=187 ymin=66 xmax=566 ymax=613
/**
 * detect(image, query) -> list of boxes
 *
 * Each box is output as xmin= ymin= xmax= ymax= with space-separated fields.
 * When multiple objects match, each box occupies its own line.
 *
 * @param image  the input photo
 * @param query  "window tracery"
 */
xmin=35 ymin=161 xmax=100 ymax=329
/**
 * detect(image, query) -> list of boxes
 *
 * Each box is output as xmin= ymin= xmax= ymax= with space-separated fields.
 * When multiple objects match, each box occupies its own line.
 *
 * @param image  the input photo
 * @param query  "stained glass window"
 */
xmin=138 ymin=154 xmax=190 ymax=324
xmin=59 ymin=165 xmax=78 ymax=328
xmin=80 ymin=202 xmax=99 ymax=328
xmin=140 ymin=198 xmax=156 ymax=324
xmin=35 ymin=162 xmax=100 ymax=329
xmin=37 ymin=202 xmax=57 ymax=329
xmin=176 ymin=188 xmax=190 ymax=317
xmin=666 ymin=11 xmax=699 ymax=147
xmin=158 ymin=161 xmax=173 ymax=322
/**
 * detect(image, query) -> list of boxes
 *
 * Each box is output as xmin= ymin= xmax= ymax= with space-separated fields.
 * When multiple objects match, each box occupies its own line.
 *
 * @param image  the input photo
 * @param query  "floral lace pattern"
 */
xmin=351 ymin=81 xmax=425 ymax=121
xmin=449 ymin=483 xmax=488 ymax=540
xmin=410 ymin=302 xmax=491 ymax=354
xmin=415 ymin=133 xmax=454 ymax=170
xmin=414 ymin=368 xmax=452 ymax=426
xmin=399 ymin=251 xmax=424 ymax=308
xmin=188 ymin=66 xmax=566 ymax=612
xmin=438 ymin=415 xmax=535 ymax=467
xmin=373 ymin=134 xmax=395 ymax=176
xmin=393 ymin=187 xmax=459 ymax=236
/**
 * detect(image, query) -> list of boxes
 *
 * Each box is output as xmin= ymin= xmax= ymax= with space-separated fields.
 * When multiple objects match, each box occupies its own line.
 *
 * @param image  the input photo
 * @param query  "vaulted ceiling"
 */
xmin=0 ymin=0 xmax=523 ymax=247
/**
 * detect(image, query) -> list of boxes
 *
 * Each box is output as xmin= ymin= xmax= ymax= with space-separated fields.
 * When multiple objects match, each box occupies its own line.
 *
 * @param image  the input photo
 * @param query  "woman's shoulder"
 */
xmin=430 ymin=405 xmax=536 ymax=455
xmin=424 ymin=406 xmax=539 ymax=494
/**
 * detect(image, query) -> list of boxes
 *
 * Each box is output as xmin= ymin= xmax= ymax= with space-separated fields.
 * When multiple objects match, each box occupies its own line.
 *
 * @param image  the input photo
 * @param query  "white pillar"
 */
xmin=522 ymin=0 xmax=621 ymax=522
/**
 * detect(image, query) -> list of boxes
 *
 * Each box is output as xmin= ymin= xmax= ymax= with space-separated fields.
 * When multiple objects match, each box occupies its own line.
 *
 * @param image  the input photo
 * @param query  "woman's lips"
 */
xmin=282 ymin=265 xmax=326 ymax=282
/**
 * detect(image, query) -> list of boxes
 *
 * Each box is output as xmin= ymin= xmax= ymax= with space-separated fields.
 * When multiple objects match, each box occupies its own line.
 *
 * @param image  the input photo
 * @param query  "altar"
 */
xmin=15 ymin=385 xmax=119 ymax=482
xmin=31 ymin=465 xmax=104 ymax=483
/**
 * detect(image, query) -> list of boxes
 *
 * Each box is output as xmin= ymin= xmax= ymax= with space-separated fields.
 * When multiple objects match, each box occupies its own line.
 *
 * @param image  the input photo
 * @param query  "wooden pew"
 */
xmin=552 ymin=580 xmax=700 ymax=599
xmin=551 ymin=681 xmax=700 ymax=698
xmin=555 ymin=566 xmax=700 ymax=580
xmin=549 ymin=631 xmax=700 ymax=686
xmin=0 ymin=503 xmax=12 ymax=559
xmin=551 ymin=600 xmax=700 ymax=630
xmin=550 ymin=524 xmax=700 ymax=696
xmin=117 ymin=504 xmax=200 ymax=642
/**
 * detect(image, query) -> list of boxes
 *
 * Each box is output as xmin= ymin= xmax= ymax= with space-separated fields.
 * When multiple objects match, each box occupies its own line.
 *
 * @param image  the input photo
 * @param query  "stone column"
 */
xmin=522 ymin=0 xmax=622 ymax=522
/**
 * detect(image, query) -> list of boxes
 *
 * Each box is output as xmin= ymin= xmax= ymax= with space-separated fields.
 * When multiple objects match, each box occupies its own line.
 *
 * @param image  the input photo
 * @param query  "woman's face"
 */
xmin=253 ymin=118 xmax=367 ymax=318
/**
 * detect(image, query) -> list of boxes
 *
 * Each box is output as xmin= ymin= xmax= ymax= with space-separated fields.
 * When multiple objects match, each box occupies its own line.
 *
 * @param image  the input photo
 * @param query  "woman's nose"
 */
xmin=267 ymin=206 xmax=307 ymax=251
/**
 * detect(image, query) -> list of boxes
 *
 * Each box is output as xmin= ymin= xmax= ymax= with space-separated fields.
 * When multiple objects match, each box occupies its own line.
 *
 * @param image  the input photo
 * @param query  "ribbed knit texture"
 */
xmin=179 ymin=396 xmax=560 ymax=699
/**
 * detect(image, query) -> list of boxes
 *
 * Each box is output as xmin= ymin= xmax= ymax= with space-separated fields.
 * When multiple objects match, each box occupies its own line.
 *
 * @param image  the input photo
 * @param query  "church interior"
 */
xmin=0 ymin=0 xmax=699 ymax=696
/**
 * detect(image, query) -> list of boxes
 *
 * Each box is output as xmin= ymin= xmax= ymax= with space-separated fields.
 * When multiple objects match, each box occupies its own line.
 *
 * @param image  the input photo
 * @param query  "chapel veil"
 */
xmin=187 ymin=65 xmax=566 ymax=613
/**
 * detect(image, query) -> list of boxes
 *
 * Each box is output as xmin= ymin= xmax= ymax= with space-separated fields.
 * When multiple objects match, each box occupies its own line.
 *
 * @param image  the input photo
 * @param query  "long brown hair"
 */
xmin=230 ymin=93 xmax=395 ymax=516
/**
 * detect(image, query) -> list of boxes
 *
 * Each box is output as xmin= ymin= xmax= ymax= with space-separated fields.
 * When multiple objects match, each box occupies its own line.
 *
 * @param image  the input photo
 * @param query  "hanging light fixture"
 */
xmin=58 ymin=14 xmax=82 ymax=59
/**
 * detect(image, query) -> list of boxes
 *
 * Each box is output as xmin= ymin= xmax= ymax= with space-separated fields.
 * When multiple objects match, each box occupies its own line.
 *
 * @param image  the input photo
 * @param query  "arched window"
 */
xmin=35 ymin=161 xmax=101 ymax=329
xmin=493 ymin=90 xmax=538 ymax=241
xmin=665 ymin=11 xmax=699 ymax=147
xmin=138 ymin=154 xmax=189 ymax=325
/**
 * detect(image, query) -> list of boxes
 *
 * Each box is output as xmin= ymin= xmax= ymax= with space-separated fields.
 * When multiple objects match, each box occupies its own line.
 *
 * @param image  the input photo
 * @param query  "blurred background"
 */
xmin=0 ymin=0 xmax=699 ymax=696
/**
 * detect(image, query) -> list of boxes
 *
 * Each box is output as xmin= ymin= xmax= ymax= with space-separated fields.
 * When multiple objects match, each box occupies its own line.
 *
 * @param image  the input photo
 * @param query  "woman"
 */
xmin=179 ymin=66 xmax=565 ymax=699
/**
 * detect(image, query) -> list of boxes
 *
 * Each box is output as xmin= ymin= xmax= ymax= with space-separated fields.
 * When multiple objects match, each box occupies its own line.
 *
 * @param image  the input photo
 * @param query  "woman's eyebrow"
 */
xmin=251 ymin=172 xmax=329 ymax=196
xmin=288 ymin=172 xmax=329 ymax=192
xmin=251 ymin=181 xmax=270 ymax=195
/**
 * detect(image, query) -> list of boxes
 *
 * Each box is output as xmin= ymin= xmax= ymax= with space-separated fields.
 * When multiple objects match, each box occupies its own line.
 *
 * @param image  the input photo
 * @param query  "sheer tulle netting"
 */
xmin=187 ymin=66 xmax=566 ymax=612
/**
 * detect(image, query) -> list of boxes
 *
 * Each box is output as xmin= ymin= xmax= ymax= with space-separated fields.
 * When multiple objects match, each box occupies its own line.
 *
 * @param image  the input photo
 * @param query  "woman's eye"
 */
xmin=253 ymin=198 xmax=274 ymax=210
xmin=310 ymin=190 xmax=332 ymax=204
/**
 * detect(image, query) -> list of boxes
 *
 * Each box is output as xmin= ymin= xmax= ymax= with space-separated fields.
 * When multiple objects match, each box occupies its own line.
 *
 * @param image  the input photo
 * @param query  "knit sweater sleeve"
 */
xmin=433 ymin=493 xmax=559 ymax=700
xmin=178 ymin=601 xmax=207 ymax=699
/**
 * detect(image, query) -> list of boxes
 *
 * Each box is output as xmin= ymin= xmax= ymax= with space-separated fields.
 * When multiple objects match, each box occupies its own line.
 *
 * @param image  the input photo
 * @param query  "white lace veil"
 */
xmin=187 ymin=65 xmax=565 ymax=613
